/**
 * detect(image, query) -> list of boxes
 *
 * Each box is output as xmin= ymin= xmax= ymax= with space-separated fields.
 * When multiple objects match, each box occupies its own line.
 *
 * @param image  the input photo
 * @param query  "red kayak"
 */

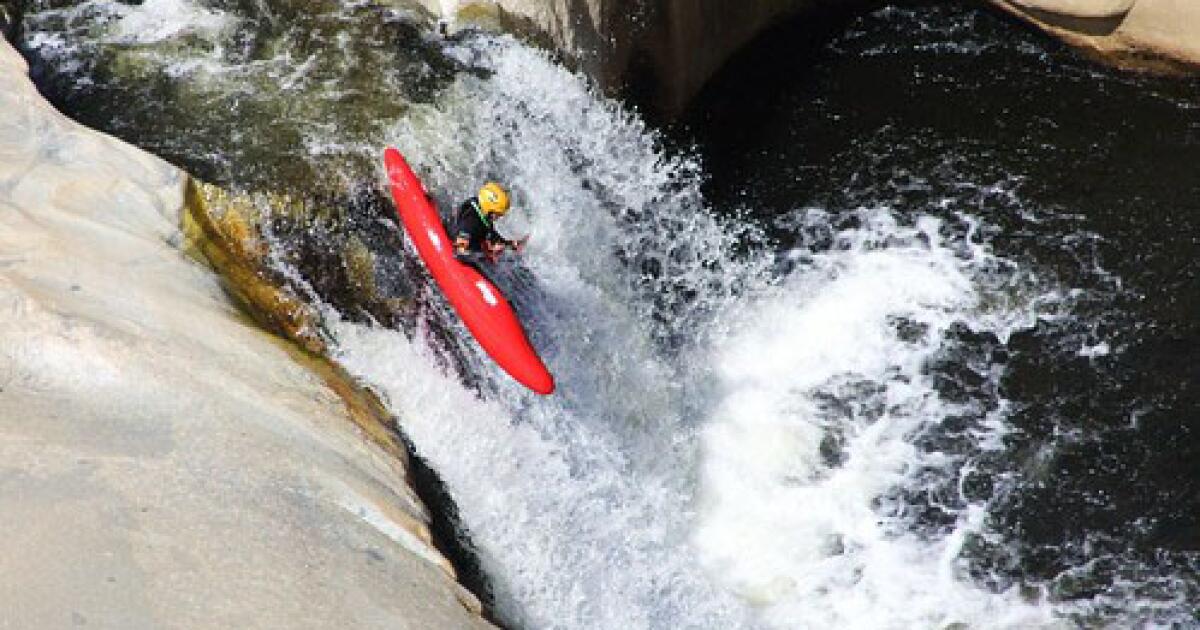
xmin=383 ymin=147 xmax=555 ymax=395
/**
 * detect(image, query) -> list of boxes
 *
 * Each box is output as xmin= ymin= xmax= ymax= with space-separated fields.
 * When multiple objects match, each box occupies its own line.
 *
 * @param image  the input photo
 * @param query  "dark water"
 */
xmin=686 ymin=3 xmax=1200 ymax=623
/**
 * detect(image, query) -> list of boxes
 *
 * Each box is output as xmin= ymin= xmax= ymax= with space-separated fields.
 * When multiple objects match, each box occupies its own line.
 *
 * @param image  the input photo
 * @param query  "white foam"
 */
xmin=333 ymin=317 xmax=751 ymax=629
xmin=356 ymin=36 xmax=764 ymax=629
xmin=20 ymin=7 xmax=1084 ymax=623
xmin=1078 ymin=341 xmax=1110 ymax=358
xmin=694 ymin=209 xmax=1062 ymax=629
xmin=349 ymin=37 xmax=1067 ymax=629
xmin=102 ymin=0 xmax=237 ymax=47
xmin=23 ymin=0 xmax=240 ymax=81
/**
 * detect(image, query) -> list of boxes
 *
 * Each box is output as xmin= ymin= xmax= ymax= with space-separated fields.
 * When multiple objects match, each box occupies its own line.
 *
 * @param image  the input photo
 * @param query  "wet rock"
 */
xmin=0 ymin=38 xmax=491 ymax=630
xmin=184 ymin=181 xmax=327 ymax=354
xmin=0 ymin=0 xmax=19 ymax=42
xmin=344 ymin=236 xmax=382 ymax=300
xmin=992 ymin=0 xmax=1200 ymax=74
xmin=183 ymin=180 xmax=424 ymax=355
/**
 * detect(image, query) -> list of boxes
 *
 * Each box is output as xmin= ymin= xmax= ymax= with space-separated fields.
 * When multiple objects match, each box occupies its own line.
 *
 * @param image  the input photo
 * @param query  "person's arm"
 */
xmin=453 ymin=202 xmax=473 ymax=255
xmin=483 ymin=224 xmax=519 ymax=258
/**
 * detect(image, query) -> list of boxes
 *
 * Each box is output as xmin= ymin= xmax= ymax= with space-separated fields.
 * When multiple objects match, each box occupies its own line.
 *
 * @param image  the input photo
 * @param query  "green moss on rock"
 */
xmin=183 ymin=178 xmax=326 ymax=354
xmin=182 ymin=177 xmax=418 ymax=466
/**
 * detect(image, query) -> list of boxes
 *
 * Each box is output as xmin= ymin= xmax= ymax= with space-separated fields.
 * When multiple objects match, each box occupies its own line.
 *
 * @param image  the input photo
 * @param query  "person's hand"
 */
xmin=512 ymin=236 xmax=528 ymax=254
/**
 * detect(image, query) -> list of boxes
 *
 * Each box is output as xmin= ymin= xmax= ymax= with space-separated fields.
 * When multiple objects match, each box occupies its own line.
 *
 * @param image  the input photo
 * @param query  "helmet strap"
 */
xmin=472 ymin=198 xmax=492 ymax=227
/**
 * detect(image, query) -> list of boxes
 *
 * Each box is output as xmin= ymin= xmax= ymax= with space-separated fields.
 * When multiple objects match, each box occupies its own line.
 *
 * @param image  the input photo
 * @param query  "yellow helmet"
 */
xmin=478 ymin=182 xmax=510 ymax=216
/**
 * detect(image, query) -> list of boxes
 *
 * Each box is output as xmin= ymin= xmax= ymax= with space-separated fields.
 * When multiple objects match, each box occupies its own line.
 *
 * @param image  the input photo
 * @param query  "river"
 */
xmin=18 ymin=1 xmax=1200 ymax=627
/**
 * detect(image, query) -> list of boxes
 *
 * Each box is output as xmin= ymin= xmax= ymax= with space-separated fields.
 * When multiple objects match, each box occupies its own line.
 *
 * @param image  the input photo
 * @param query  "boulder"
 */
xmin=993 ymin=0 xmax=1200 ymax=74
xmin=0 ymin=38 xmax=490 ymax=630
xmin=1006 ymin=0 xmax=1135 ymax=19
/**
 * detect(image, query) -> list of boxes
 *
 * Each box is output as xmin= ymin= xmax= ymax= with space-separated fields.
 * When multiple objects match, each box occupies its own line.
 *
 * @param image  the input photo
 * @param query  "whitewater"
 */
xmin=335 ymin=37 xmax=1066 ymax=629
xmin=20 ymin=2 xmax=1093 ymax=627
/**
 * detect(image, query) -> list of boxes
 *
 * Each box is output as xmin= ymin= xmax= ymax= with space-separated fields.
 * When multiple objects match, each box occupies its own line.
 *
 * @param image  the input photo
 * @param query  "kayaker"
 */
xmin=453 ymin=182 xmax=524 ymax=262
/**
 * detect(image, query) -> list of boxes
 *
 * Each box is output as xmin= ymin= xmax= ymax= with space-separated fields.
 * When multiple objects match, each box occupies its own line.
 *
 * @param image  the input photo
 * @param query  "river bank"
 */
xmin=0 ymin=35 xmax=491 ymax=629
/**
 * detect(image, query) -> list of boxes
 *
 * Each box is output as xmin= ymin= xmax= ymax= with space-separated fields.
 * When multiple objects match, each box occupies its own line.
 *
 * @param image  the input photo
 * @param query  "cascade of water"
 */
xmin=22 ymin=2 xmax=1151 ymax=627
xmin=337 ymin=37 xmax=1061 ymax=629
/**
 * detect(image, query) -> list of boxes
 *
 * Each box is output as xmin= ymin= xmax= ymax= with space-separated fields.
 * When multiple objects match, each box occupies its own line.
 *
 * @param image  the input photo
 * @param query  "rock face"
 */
xmin=432 ymin=0 xmax=819 ymax=115
xmin=0 ymin=38 xmax=490 ymax=630
xmin=992 ymin=0 xmax=1200 ymax=73
xmin=1002 ymin=0 xmax=1136 ymax=19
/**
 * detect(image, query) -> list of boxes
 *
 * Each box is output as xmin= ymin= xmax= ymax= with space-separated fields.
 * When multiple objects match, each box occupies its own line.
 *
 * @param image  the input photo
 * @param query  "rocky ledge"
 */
xmin=0 ymin=37 xmax=489 ymax=630
xmin=990 ymin=0 xmax=1200 ymax=74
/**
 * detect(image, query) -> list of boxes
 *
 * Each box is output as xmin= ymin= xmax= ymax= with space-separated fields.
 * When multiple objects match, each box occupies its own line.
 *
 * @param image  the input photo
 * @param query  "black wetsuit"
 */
xmin=453 ymin=198 xmax=504 ymax=254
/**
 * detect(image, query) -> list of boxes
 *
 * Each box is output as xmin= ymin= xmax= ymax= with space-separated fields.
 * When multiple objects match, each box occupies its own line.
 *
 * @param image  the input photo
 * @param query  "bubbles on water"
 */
xmin=105 ymin=0 xmax=237 ymax=47
xmin=692 ymin=208 xmax=1061 ymax=629
xmin=22 ymin=2 xmax=1173 ymax=626
xmin=372 ymin=36 xmax=765 ymax=629
xmin=23 ymin=0 xmax=238 ymax=80
xmin=391 ymin=37 xmax=772 ymax=351
xmin=364 ymin=35 xmax=1067 ymax=630
xmin=23 ymin=0 xmax=458 ymax=187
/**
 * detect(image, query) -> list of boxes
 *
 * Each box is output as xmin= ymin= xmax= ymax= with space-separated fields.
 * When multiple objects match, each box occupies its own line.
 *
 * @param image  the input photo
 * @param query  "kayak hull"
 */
xmin=383 ymin=147 xmax=555 ymax=395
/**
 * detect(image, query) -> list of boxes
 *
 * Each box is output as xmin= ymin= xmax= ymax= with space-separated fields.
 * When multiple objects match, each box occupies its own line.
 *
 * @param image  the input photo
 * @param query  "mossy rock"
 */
xmin=182 ymin=177 xmax=421 ymax=345
xmin=343 ymin=236 xmax=381 ymax=299
xmin=183 ymin=178 xmax=326 ymax=355
xmin=181 ymin=178 xmax=418 ymax=475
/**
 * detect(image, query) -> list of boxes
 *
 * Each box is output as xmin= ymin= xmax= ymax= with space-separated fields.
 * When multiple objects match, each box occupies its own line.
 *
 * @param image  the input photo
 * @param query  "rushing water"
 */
xmin=684 ymin=5 xmax=1200 ymax=626
xmin=19 ymin=1 xmax=1200 ymax=627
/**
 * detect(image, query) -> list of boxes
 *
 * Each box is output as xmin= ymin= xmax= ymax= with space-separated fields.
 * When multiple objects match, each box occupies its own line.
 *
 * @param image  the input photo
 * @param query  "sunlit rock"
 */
xmin=992 ymin=0 xmax=1200 ymax=74
xmin=0 ymin=38 xmax=490 ymax=629
xmin=1005 ymin=0 xmax=1135 ymax=19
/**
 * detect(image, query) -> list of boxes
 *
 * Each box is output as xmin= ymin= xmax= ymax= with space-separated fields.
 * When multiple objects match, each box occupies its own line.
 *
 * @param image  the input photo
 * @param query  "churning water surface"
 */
xmin=20 ymin=1 xmax=1200 ymax=628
